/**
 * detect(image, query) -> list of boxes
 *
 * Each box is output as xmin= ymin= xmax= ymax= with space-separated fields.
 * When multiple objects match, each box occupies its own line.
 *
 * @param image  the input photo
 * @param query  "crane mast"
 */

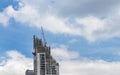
xmin=41 ymin=26 xmax=46 ymax=45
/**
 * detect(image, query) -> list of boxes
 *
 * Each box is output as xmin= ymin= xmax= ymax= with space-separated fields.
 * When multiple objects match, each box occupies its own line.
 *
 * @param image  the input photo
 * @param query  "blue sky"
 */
xmin=0 ymin=0 xmax=120 ymax=75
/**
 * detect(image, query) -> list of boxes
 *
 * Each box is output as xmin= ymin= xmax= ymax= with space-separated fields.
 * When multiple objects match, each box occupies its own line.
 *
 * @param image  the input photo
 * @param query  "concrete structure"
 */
xmin=26 ymin=35 xmax=59 ymax=75
xmin=26 ymin=70 xmax=34 ymax=75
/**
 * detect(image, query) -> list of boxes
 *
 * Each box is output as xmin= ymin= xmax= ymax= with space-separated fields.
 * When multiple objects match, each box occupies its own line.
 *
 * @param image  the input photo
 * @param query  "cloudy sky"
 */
xmin=0 ymin=0 xmax=120 ymax=75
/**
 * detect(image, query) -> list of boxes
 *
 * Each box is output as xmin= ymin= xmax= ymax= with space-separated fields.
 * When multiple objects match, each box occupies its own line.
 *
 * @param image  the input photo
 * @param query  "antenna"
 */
xmin=41 ymin=26 xmax=46 ymax=45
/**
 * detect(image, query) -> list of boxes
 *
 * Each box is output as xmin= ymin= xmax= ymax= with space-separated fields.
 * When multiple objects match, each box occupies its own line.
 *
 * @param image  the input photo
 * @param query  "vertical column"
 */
xmin=37 ymin=53 xmax=40 ymax=75
xmin=56 ymin=64 xmax=59 ymax=75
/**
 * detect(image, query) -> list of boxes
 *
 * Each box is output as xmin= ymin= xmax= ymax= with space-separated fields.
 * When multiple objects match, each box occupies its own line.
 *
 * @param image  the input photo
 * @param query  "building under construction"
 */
xmin=26 ymin=35 xmax=59 ymax=75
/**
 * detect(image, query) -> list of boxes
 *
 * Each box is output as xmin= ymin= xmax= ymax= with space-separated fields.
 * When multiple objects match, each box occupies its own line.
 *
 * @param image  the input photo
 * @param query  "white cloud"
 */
xmin=0 ymin=50 xmax=33 ymax=75
xmin=1 ymin=49 xmax=120 ymax=75
xmin=51 ymin=46 xmax=120 ymax=75
xmin=2 ymin=4 xmax=81 ymax=35
xmin=0 ymin=0 xmax=120 ymax=42
xmin=52 ymin=0 xmax=120 ymax=17
xmin=76 ymin=14 xmax=120 ymax=42
xmin=52 ymin=45 xmax=79 ymax=60
xmin=0 ymin=13 xmax=9 ymax=27
xmin=60 ymin=60 xmax=120 ymax=75
xmin=76 ymin=16 xmax=105 ymax=41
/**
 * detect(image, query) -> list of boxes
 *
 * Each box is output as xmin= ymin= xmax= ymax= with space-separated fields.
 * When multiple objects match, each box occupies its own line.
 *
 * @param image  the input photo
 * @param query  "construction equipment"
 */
xmin=41 ymin=26 xmax=47 ymax=45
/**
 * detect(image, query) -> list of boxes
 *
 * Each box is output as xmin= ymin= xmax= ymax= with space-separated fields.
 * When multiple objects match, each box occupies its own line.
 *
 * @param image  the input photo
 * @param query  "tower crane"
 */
xmin=41 ymin=26 xmax=47 ymax=46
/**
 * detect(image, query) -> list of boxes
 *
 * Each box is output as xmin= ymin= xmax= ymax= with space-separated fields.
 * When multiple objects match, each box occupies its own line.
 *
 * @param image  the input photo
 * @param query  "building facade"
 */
xmin=26 ymin=35 xmax=59 ymax=75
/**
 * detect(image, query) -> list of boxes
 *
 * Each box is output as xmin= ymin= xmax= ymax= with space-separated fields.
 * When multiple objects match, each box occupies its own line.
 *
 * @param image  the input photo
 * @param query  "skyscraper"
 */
xmin=26 ymin=35 xmax=59 ymax=75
